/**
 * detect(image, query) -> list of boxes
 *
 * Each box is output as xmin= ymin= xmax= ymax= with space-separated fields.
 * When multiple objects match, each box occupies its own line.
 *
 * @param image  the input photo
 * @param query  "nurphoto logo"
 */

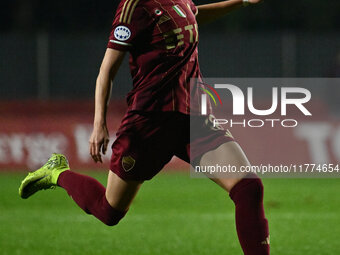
xmin=200 ymin=83 xmax=312 ymax=128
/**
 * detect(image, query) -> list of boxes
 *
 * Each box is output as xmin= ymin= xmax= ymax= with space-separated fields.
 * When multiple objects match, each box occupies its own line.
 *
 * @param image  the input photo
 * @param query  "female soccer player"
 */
xmin=19 ymin=0 xmax=269 ymax=254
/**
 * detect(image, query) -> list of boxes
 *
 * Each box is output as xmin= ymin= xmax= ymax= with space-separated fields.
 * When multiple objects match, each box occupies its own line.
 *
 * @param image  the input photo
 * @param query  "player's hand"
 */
xmin=248 ymin=0 xmax=264 ymax=4
xmin=89 ymin=124 xmax=110 ymax=163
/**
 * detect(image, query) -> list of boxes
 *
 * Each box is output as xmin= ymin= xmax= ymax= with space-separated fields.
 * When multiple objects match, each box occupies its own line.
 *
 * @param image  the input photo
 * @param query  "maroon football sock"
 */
xmin=229 ymin=174 xmax=270 ymax=255
xmin=57 ymin=170 xmax=126 ymax=226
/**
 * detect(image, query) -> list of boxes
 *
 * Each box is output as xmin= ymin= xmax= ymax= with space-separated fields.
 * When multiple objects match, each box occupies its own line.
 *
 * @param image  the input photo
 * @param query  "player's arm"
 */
xmin=196 ymin=0 xmax=263 ymax=25
xmin=90 ymin=48 xmax=126 ymax=163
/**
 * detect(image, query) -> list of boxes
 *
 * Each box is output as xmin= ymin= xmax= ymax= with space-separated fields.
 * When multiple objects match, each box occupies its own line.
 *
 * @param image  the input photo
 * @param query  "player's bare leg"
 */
xmin=199 ymin=141 xmax=270 ymax=255
xmin=200 ymin=141 xmax=249 ymax=191
xmin=105 ymin=170 xmax=143 ymax=211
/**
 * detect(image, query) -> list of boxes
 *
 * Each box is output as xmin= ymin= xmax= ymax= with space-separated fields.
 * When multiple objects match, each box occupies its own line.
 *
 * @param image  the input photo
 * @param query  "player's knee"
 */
xmin=105 ymin=209 xmax=127 ymax=227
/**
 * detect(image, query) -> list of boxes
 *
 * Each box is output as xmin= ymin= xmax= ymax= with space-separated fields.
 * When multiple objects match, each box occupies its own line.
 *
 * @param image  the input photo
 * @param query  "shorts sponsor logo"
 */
xmin=122 ymin=155 xmax=135 ymax=172
xmin=114 ymin=26 xmax=131 ymax=41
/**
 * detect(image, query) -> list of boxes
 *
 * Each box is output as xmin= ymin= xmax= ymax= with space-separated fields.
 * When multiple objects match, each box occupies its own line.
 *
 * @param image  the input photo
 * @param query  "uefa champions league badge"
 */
xmin=114 ymin=26 xmax=131 ymax=41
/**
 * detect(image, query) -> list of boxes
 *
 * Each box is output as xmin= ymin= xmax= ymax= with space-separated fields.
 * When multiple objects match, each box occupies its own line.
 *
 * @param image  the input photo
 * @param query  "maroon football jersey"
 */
xmin=107 ymin=0 xmax=202 ymax=114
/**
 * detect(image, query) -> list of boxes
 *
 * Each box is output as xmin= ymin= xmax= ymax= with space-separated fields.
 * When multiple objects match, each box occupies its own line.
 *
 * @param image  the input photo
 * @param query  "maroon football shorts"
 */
xmin=110 ymin=111 xmax=234 ymax=181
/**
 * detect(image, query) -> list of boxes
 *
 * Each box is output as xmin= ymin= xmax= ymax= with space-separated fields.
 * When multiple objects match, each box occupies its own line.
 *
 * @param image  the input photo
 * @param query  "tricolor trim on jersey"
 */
xmin=172 ymin=5 xmax=186 ymax=18
xmin=119 ymin=0 xmax=141 ymax=24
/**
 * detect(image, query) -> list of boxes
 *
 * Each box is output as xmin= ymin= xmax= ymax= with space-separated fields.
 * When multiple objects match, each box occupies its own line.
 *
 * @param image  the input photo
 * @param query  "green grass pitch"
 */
xmin=1 ymin=172 xmax=340 ymax=255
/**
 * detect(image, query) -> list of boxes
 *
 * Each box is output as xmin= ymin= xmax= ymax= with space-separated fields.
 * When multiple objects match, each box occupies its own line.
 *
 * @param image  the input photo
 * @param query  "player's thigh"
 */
xmin=200 ymin=141 xmax=250 ymax=192
xmin=105 ymin=171 xmax=143 ymax=211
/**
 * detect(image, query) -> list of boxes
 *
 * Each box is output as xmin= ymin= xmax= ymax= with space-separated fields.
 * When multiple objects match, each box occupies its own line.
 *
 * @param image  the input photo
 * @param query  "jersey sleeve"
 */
xmin=107 ymin=0 xmax=149 ymax=51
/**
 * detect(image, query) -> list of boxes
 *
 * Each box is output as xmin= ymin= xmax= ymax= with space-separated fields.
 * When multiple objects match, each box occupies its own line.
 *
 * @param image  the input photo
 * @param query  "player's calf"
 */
xmin=230 ymin=173 xmax=270 ymax=255
xmin=19 ymin=154 xmax=136 ymax=227
xmin=57 ymin=170 xmax=127 ymax=227
xmin=91 ymin=195 xmax=126 ymax=226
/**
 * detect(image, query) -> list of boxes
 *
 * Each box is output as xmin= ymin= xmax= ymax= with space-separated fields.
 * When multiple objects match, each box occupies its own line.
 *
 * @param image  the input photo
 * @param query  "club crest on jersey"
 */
xmin=114 ymin=26 xmax=131 ymax=41
xmin=122 ymin=155 xmax=135 ymax=172
xmin=172 ymin=5 xmax=186 ymax=18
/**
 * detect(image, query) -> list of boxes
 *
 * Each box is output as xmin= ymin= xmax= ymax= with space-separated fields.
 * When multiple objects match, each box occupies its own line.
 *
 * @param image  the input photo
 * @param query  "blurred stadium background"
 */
xmin=1 ymin=1 xmax=340 ymax=254
xmin=0 ymin=0 xmax=340 ymax=170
